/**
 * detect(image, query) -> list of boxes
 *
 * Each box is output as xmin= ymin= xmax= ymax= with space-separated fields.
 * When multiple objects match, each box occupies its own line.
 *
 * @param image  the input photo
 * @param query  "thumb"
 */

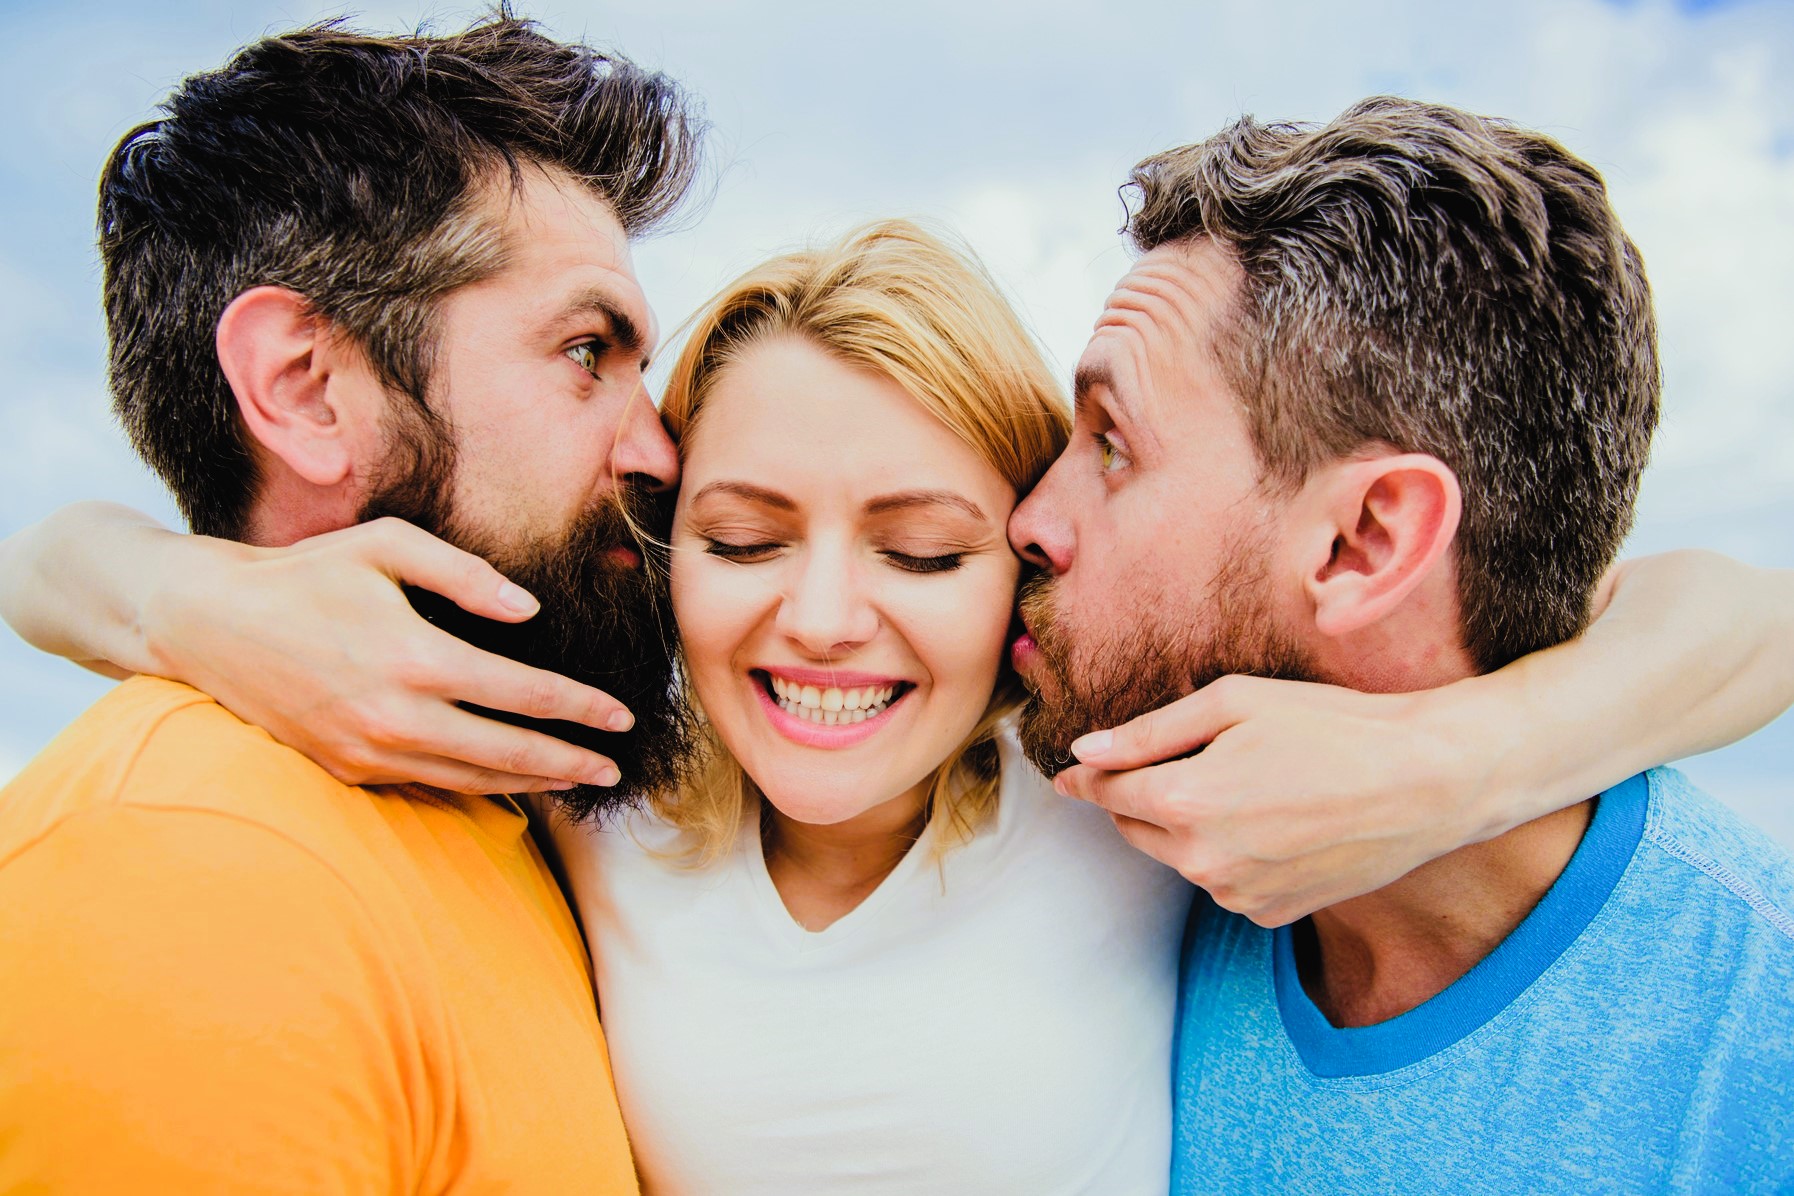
xmin=1069 ymin=680 xmax=1247 ymax=769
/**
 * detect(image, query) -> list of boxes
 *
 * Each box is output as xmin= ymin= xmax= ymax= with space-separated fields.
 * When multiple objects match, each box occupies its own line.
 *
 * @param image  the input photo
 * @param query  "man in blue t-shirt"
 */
xmin=1006 ymin=97 xmax=1793 ymax=1192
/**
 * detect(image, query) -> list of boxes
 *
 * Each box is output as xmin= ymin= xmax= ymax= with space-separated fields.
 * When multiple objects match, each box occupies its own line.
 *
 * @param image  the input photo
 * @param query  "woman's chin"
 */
xmin=749 ymin=763 xmax=932 ymax=831
xmin=760 ymin=793 xmax=879 ymax=827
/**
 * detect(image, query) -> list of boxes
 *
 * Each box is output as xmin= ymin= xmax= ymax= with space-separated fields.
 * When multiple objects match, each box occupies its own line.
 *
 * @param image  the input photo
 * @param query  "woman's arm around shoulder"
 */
xmin=0 ymin=501 xmax=640 ymax=794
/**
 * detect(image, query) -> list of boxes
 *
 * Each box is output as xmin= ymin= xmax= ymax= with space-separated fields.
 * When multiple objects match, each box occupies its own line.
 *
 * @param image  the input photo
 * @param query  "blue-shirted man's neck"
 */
xmin=1295 ymin=795 xmax=1597 ymax=1028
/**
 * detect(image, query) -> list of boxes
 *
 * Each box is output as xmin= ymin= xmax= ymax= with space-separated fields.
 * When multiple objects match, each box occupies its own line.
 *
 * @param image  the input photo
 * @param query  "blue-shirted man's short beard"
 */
xmin=1014 ymin=526 xmax=1317 ymax=778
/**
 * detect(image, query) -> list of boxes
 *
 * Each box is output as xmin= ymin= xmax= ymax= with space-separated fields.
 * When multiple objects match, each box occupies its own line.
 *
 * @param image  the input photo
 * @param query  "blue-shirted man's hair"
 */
xmin=1124 ymin=97 xmax=1660 ymax=673
xmin=98 ymin=12 xmax=706 ymax=540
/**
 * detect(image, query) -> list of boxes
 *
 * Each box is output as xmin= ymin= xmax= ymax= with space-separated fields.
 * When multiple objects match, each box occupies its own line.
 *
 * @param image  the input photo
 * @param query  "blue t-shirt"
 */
xmin=1171 ymin=769 xmax=1794 ymax=1195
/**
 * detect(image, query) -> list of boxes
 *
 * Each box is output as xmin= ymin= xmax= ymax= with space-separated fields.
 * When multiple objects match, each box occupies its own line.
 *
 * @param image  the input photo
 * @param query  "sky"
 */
xmin=0 ymin=0 xmax=1789 ymax=842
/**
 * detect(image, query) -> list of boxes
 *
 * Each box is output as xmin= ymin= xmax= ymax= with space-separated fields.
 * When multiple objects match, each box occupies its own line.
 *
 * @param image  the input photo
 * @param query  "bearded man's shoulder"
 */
xmin=0 ymin=677 xmax=459 ymax=1192
xmin=0 ymin=675 xmax=401 ymax=878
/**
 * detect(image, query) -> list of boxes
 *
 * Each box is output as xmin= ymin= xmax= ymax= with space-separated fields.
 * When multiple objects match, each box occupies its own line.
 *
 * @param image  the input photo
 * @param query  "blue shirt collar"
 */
xmin=1273 ymin=772 xmax=1650 ymax=1078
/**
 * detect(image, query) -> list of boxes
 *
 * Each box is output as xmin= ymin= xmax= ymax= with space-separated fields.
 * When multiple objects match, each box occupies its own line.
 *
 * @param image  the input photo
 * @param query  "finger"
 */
xmin=360 ymin=752 xmax=578 ymax=797
xmin=364 ymin=706 xmax=624 ymax=788
xmin=1107 ymin=811 xmax=1180 ymax=870
xmin=424 ymin=707 xmax=624 ymax=788
xmin=357 ymin=517 xmax=542 ymax=623
xmin=1068 ymin=677 xmax=1250 ymax=769
xmin=1055 ymin=762 xmax=1178 ymax=827
xmin=440 ymin=640 xmax=635 ymax=731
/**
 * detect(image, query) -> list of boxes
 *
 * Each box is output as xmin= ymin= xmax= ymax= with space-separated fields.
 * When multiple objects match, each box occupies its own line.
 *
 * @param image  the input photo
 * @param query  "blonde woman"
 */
xmin=566 ymin=223 xmax=1185 ymax=1191
xmin=3 ymin=221 xmax=1791 ymax=1193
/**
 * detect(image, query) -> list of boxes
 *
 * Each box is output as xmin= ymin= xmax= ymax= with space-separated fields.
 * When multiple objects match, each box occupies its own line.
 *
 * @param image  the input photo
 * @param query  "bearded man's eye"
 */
xmin=565 ymin=341 xmax=604 ymax=378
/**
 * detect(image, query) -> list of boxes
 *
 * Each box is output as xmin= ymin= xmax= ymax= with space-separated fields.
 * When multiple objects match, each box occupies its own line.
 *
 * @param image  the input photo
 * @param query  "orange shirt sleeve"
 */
xmin=0 ymin=804 xmax=435 ymax=1193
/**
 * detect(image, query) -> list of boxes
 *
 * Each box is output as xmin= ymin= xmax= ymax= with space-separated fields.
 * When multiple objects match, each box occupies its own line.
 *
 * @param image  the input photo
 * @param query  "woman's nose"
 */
xmin=774 ymin=547 xmax=879 ymax=657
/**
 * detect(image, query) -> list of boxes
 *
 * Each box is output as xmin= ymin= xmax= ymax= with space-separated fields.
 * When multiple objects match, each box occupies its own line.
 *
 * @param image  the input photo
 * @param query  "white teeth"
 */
xmin=771 ymin=679 xmax=903 ymax=727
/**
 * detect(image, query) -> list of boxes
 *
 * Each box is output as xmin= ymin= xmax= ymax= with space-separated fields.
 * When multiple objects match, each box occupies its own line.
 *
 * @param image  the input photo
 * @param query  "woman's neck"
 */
xmin=762 ymin=785 xmax=930 ymax=932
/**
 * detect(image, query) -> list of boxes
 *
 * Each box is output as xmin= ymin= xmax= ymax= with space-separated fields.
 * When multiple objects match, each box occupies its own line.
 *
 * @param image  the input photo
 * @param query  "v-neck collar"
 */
xmin=743 ymin=811 xmax=940 ymax=952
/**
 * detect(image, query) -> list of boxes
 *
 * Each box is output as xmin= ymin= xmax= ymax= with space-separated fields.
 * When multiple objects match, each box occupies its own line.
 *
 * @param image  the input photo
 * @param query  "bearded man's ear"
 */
xmin=215 ymin=285 xmax=356 ymax=488
xmin=1297 ymin=453 xmax=1462 ymax=639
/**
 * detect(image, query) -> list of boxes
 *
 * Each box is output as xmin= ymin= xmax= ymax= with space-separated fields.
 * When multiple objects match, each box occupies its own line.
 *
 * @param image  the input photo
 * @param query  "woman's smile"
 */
xmin=751 ymin=666 xmax=916 ymax=748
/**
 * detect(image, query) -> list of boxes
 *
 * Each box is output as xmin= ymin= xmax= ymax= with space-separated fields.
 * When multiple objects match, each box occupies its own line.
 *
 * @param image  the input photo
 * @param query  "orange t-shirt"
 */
xmin=0 ymin=677 xmax=638 ymax=1194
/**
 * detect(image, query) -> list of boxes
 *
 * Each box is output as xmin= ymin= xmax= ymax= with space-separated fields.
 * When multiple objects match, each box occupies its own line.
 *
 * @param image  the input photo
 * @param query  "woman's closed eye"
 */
xmin=703 ymin=538 xmax=783 ymax=563
xmin=882 ymin=550 xmax=965 ymax=574
xmin=699 ymin=536 xmax=969 ymax=574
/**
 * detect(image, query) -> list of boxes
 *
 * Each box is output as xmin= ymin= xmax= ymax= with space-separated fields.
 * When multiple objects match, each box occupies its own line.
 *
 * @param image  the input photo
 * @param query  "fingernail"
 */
xmin=549 ymin=780 xmax=575 ymax=791
xmin=594 ymin=766 xmax=620 ymax=788
xmin=606 ymin=709 xmax=635 ymax=732
xmin=1070 ymin=730 xmax=1111 ymax=759
xmin=497 ymin=582 xmax=538 ymax=614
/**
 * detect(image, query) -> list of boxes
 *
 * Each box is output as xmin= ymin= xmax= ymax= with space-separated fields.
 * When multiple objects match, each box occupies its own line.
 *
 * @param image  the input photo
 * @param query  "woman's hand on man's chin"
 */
xmin=1050 ymin=675 xmax=1509 ymax=928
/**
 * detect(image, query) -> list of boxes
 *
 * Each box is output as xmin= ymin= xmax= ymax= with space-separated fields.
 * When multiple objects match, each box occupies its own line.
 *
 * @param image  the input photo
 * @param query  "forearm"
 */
xmin=0 ymin=502 xmax=209 ymax=677
xmin=1443 ymin=550 xmax=1794 ymax=839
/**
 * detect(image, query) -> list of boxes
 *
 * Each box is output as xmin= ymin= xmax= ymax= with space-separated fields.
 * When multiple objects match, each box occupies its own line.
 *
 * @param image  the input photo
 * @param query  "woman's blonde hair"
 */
xmin=652 ymin=219 xmax=1071 ymax=863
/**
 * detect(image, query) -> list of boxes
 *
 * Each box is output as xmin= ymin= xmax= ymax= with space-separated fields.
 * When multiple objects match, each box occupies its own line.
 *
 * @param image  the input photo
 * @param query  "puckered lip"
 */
xmin=1009 ymin=603 xmax=1037 ymax=652
xmin=755 ymin=664 xmax=914 ymax=689
xmin=1010 ymin=632 xmax=1040 ymax=674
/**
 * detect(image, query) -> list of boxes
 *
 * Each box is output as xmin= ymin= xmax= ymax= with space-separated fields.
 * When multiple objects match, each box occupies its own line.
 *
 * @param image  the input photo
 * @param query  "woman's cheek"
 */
xmin=671 ymin=557 xmax=751 ymax=707
xmin=907 ymin=564 xmax=1017 ymax=712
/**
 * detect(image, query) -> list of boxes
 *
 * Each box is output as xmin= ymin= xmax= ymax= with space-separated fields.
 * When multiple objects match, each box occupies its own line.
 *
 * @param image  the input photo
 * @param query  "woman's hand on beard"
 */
xmin=142 ymin=517 xmax=635 ymax=795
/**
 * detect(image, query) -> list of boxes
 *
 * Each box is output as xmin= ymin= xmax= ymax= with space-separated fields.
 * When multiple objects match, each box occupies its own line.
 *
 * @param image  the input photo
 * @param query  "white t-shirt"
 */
xmin=556 ymin=731 xmax=1194 ymax=1195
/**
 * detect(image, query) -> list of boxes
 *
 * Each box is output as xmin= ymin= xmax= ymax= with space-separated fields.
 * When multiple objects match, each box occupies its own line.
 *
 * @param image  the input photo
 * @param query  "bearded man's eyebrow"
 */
xmin=553 ymin=287 xmax=651 ymax=368
xmin=1073 ymin=360 xmax=1112 ymax=410
xmin=1074 ymin=360 xmax=1137 ymax=422
xmin=1074 ymin=358 xmax=1161 ymax=455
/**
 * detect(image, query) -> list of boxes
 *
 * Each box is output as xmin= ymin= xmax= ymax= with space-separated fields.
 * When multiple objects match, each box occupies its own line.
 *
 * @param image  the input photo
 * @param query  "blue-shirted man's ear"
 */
xmin=1295 ymin=452 xmax=1462 ymax=641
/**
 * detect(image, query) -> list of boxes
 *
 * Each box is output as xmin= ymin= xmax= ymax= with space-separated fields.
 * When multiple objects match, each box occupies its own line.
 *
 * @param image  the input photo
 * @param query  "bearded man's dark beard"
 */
xmin=1014 ymin=529 xmax=1319 ymax=777
xmin=359 ymin=420 xmax=695 ymax=821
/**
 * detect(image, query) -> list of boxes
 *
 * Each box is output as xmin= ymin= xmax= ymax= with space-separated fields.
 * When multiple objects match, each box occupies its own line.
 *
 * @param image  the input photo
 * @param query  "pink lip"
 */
xmin=751 ymin=672 xmax=909 ymax=749
xmin=1010 ymin=632 xmax=1039 ymax=672
xmin=758 ymin=665 xmax=911 ymax=689
xmin=605 ymin=545 xmax=642 ymax=568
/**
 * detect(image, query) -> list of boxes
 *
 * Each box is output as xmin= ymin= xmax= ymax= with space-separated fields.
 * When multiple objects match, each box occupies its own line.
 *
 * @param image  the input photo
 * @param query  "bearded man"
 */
xmin=0 ymin=17 xmax=700 ymax=1190
xmin=1011 ymin=98 xmax=1794 ymax=1191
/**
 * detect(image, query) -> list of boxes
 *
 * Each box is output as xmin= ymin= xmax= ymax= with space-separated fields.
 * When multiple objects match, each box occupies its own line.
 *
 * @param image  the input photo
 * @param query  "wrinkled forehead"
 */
xmin=1074 ymin=238 xmax=1244 ymax=421
xmin=471 ymin=162 xmax=660 ymax=352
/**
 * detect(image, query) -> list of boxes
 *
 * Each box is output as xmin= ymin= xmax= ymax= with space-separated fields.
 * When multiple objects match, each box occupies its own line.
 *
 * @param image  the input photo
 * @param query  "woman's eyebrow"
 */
xmin=687 ymin=480 xmax=796 ymax=510
xmin=863 ymin=490 xmax=988 ymax=522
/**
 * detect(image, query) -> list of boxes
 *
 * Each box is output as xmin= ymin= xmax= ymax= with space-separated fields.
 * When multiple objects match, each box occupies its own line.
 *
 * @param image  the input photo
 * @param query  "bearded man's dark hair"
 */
xmin=97 ymin=12 xmax=708 ymax=808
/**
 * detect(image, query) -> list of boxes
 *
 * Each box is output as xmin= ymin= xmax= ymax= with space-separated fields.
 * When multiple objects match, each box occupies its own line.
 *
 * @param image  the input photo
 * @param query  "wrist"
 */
xmin=137 ymin=533 xmax=257 ymax=683
xmin=1409 ymin=674 xmax=1529 ymax=848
